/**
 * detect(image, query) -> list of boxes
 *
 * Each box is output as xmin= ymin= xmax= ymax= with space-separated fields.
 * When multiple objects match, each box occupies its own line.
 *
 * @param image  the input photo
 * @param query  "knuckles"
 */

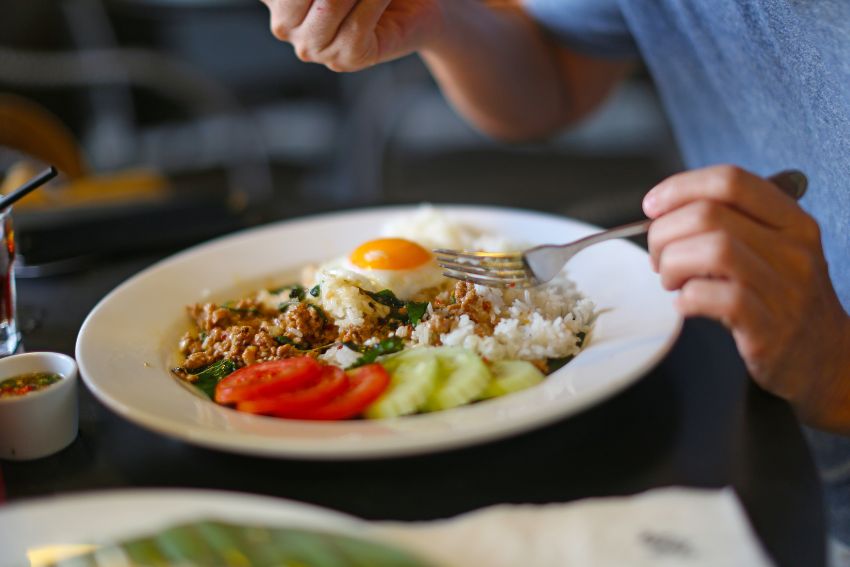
xmin=691 ymin=200 xmax=726 ymax=232
xmin=293 ymin=43 xmax=314 ymax=63
xmin=286 ymin=35 xmax=373 ymax=72
xmin=264 ymin=1 xmax=377 ymax=73
xmin=711 ymin=165 xmax=750 ymax=201
xmin=270 ymin=18 xmax=291 ymax=42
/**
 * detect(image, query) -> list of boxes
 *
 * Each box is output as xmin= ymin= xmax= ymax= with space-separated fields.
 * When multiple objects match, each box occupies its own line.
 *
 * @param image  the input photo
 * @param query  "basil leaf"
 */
xmin=360 ymin=288 xmax=405 ymax=309
xmin=220 ymin=301 xmax=260 ymax=315
xmin=405 ymin=302 xmax=428 ymax=326
xmin=269 ymin=284 xmax=303 ymax=295
xmin=359 ymin=288 xmax=430 ymax=325
xmin=350 ymin=337 xmax=404 ymax=368
xmin=191 ymin=359 xmax=237 ymax=398
xmin=309 ymin=285 xmax=321 ymax=297
xmin=289 ymin=285 xmax=306 ymax=301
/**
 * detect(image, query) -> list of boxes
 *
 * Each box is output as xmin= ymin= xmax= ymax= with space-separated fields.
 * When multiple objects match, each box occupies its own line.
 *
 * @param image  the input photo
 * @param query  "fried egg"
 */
xmin=316 ymin=238 xmax=446 ymax=300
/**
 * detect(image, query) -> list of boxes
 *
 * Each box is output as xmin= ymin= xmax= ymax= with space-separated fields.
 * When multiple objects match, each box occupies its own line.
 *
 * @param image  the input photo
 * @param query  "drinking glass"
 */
xmin=0 ymin=208 xmax=20 ymax=356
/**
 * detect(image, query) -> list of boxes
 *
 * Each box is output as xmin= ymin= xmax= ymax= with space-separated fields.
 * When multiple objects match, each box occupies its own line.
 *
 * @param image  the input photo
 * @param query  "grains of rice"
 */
xmin=412 ymin=273 xmax=593 ymax=361
xmin=320 ymin=344 xmax=362 ymax=367
xmin=316 ymin=272 xmax=389 ymax=330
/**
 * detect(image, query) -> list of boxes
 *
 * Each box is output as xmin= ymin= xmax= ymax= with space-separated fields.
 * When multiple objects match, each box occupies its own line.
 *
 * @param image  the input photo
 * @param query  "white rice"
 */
xmin=316 ymin=271 xmax=389 ymax=330
xmin=420 ymin=275 xmax=594 ymax=361
xmin=319 ymin=343 xmax=362 ymax=367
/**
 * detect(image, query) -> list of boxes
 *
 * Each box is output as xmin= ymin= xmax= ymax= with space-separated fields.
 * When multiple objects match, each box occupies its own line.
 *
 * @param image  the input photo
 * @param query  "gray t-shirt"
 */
xmin=527 ymin=0 xmax=850 ymax=310
xmin=525 ymin=0 xmax=850 ymax=545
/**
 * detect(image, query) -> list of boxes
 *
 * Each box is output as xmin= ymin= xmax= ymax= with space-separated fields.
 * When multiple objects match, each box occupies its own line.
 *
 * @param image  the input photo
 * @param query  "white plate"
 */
xmin=0 ymin=489 xmax=364 ymax=567
xmin=75 ymin=205 xmax=682 ymax=459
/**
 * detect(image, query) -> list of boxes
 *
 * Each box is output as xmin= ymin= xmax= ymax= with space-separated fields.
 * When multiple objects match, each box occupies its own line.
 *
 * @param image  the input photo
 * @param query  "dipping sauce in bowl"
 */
xmin=0 ymin=352 xmax=78 ymax=460
xmin=0 ymin=372 xmax=63 ymax=398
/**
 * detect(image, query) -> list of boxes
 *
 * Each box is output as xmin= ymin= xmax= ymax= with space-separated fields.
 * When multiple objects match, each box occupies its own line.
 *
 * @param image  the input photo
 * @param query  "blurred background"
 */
xmin=0 ymin=0 xmax=682 ymax=276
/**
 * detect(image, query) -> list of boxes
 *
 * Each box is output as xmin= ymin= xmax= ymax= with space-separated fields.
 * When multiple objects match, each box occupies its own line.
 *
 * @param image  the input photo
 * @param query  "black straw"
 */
xmin=0 ymin=166 xmax=58 ymax=212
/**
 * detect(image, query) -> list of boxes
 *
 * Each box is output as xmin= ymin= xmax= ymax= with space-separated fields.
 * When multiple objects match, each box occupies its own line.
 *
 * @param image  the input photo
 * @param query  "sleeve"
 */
xmin=522 ymin=0 xmax=639 ymax=58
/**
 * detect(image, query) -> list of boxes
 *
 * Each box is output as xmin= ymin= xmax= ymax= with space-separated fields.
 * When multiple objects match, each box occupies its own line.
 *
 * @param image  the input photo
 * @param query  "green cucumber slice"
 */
xmin=424 ymin=347 xmax=491 ymax=412
xmin=480 ymin=359 xmax=545 ymax=400
xmin=365 ymin=350 xmax=440 ymax=418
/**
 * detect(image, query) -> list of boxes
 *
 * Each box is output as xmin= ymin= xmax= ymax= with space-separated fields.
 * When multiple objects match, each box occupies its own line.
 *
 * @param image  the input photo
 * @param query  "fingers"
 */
xmin=642 ymin=165 xmax=805 ymax=231
xmin=345 ymin=0 xmax=393 ymax=33
xmin=265 ymin=0 xmax=314 ymax=40
xmin=296 ymin=0 xmax=360 ymax=56
xmin=657 ymin=230 xmax=777 ymax=296
xmin=263 ymin=0 xmax=394 ymax=71
xmin=675 ymin=278 xmax=769 ymax=334
xmin=676 ymin=278 xmax=779 ymax=380
xmin=647 ymin=200 xmax=781 ymax=273
xmin=332 ymin=0 xmax=393 ymax=68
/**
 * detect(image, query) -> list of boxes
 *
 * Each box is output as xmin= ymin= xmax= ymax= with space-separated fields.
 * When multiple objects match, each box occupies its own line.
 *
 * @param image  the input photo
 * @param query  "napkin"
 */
xmin=373 ymin=487 xmax=774 ymax=567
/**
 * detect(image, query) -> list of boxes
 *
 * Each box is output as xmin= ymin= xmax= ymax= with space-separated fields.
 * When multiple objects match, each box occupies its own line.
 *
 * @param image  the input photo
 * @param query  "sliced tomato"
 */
xmin=215 ymin=357 xmax=321 ymax=405
xmin=236 ymin=365 xmax=349 ymax=416
xmin=289 ymin=363 xmax=391 ymax=421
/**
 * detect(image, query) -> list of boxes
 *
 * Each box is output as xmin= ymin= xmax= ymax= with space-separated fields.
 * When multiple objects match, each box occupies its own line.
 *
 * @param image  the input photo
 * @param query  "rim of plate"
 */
xmin=0 ymin=488 xmax=369 ymax=561
xmin=75 ymin=204 xmax=683 ymax=460
xmin=0 ymin=487 xmax=362 ymax=525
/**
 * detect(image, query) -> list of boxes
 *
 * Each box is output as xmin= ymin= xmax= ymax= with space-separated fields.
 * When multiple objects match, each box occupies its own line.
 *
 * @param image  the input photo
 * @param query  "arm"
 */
xmin=420 ymin=0 xmax=634 ymax=140
xmin=644 ymin=165 xmax=850 ymax=435
xmin=261 ymin=0 xmax=634 ymax=141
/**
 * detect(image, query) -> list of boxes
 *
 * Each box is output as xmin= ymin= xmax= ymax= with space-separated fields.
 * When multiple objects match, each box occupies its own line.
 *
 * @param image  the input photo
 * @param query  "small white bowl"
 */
xmin=0 ymin=352 xmax=78 ymax=460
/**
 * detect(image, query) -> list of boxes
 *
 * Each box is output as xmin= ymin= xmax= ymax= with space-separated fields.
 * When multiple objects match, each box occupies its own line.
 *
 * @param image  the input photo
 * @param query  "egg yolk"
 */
xmin=349 ymin=238 xmax=433 ymax=271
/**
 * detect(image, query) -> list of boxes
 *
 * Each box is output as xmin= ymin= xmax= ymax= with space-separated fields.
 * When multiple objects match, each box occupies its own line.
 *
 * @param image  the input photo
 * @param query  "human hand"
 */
xmin=643 ymin=165 xmax=850 ymax=433
xmin=260 ymin=0 xmax=444 ymax=72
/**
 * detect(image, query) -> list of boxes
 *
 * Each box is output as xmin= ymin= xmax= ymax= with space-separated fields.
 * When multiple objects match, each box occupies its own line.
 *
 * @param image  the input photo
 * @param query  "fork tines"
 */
xmin=434 ymin=249 xmax=533 ymax=289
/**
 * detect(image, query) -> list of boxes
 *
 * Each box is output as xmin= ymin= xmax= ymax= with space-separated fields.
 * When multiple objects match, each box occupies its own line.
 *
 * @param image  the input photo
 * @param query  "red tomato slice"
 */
xmin=235 ymin=365 xmax=349 ymax=416
xmin=289 ymin=363 xmax=391 ymax=421
xmin=215 ymin=357 xmax=322 ymax=404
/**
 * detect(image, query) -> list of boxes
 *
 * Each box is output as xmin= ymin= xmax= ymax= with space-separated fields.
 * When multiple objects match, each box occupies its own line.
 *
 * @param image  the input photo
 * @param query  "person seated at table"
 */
xmin=259 ymin=0 xmax=850 ymax=560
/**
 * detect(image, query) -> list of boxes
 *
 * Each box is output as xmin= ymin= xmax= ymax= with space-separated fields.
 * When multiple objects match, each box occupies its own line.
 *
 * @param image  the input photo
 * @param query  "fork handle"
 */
xmin=524 ymin=219 xmax=652 ymax=284
xmin=566 ymin=219 xmax=651 ymax=252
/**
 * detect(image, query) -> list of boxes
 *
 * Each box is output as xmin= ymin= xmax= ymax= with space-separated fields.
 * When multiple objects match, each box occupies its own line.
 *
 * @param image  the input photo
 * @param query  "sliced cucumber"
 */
xmin=424 ymin=347 xmax=491 ymax=412
xmin=381 ymin=345 xmax=440 ymax=368
xmin=480 ymin=359 xmax=545 ymax=400
xmin=364 ymin=349 xmax=440 ymax=419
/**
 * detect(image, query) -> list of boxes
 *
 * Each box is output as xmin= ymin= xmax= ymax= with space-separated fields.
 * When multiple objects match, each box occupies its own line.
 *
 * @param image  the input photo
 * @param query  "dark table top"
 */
xmin=1 ymin=251 xmax=827 ymax=567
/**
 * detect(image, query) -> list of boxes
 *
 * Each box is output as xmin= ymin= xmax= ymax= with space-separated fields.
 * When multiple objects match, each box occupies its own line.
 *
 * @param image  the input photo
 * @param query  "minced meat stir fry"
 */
xmin=174 ymin=281 xmax=503 ymax=380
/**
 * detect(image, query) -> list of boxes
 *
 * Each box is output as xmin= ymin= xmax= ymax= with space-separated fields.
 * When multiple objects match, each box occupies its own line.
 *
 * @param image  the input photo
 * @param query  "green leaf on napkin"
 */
xmin=56 ymin=520 xmax=436 ymax=567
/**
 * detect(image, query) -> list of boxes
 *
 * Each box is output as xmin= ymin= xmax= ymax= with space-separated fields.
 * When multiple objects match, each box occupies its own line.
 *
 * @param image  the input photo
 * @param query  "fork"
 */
xmin=435 ymin=170 xmax=808 ymax=289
